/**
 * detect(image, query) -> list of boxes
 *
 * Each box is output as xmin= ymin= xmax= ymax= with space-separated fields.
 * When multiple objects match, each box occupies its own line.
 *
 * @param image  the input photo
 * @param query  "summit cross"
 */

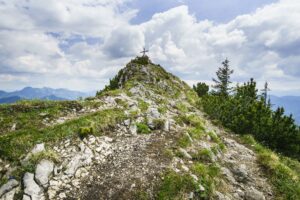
xmin=140 ymin=47 xmax=149 ymax=57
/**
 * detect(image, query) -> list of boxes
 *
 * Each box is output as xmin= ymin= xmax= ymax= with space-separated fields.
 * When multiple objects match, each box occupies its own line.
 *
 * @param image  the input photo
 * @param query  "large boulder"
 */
xmin=35 ymin=160 xmax=54 ymax=188
xmin=23 ymin=172 xmax=45 ymax=200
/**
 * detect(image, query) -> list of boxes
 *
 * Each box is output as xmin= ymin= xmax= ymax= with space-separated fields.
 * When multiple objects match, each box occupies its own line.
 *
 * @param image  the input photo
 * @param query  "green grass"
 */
xmin=0 ymin=108 xmax=125 ymax=161
xmin=115 ymin=98 xmax=128 ymax=108
xmin=177 ymin=134 xmax=192 ymax=148
xmin=175 ymin=102 xmax=188 ymax=113
xmin=241 ymin=135 xmax=300 ymax=200
xmin=188 ymin=127 xmax=205 ymax=140
xmin=158 ymin=106 xmax=167 ymax=114
xmin=138 ymin=99 xmax=149 ymax=113
xmin=174 ymin=114 xmax=204 ymax=129
xmin=136 ymin=123 xmax=151 ymax=134
xmin=192 ymin=149 xmax=213 ymax=162
xmin=157 ymin=170 xmax=197 ymax=200
xmin=185 ymin=90 xmax=199 ymax=106
xmin=191 ymin=163 xmax=220 ymax=199
xmin=0 ymin=100 xmax=84 ymax=135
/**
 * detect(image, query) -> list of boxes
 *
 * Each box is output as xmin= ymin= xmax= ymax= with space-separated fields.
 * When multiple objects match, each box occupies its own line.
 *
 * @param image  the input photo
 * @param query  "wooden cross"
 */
xmin=140 ymin=47 xmax=149 ymax=57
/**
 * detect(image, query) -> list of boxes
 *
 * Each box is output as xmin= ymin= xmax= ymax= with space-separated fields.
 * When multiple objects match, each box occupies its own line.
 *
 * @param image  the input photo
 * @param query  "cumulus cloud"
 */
xmin=0 ymin=0 xmax=300 ymax=95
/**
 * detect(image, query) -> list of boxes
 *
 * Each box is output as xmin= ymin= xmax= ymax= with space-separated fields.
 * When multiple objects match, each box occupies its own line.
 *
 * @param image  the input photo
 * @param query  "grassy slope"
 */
xmin=239 ymin=135 xmax=300 ymax=199
xmin=0 ymin=100 xmax=124 ymax=162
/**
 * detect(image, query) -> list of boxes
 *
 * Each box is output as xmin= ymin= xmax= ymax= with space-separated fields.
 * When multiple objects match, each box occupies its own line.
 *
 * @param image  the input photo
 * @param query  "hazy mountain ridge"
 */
xmin=0 ymin=87 xmax=93 ymax=103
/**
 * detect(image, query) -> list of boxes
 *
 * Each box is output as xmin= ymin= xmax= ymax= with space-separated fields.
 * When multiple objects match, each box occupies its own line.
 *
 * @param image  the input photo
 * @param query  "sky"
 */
xmin=0 ymin=0 xmax=300 ymax=96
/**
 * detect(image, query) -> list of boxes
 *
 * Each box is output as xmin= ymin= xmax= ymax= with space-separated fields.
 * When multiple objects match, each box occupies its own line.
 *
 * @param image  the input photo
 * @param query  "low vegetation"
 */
xmin=136 ymin=122 xmax=151 ymax=134
xmin=240 ymin=135 xmax=300 ymax=200
xmin=157 ymin=170 xmax=197 ymax=200
xmin=191 ymin=163 xmax=221 ymax=199
xmin=0 ymin=100 xmax=84 ymax=135
xmin=196 ymin=59 xmax=300 ymax=160
xmin=0 ymin=108 xmax=125 ymax=161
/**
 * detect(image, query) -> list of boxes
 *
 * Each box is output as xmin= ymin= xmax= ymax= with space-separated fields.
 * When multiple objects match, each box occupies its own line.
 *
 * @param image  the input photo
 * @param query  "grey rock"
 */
xmin=23 ymin=172 xmax=44 ymax=200
xmin=10 ymin=123 xmax=16 ymax=131
xmin=189 ymin=192 xmax=194 ymax=199
xmin=0 ymin=179 xmax=18 ymax=198
xmin=64 ymin=143 xmax=93 ymax=176
xmin=129 ymin=124 xmax=137 ymax=135
xmin=214 ymin=191 xmax=232 ymax=200
xmin=179 ymin=148 xmax=192 ymax=159
xmin=199 ymin=184 xmax=205 ymax=191
xmin=163 ymin=119 xmax=170 ymax=131
xmin=35 ymin=160 xmax=54 ymax=188
xmin=148 ymin=107 xmax=160 ymax=119
xmin=233 ymin=164 xmax=249 ymax=182
xmin=31 ymin=143 xmax=45 ymax=154
xmin=245 ymin=187 xmax=265 ymax=200
xmin=1 ymin=186 xmax=19 ymax=200
xmin=184 ymin=132 xmax=193 ymax=142
xmin=22 ymin=194 xmax=31 ymax=200
xmin=221 ymin=167 xmax=237 ymax=185
xmin=123 ymin=119 xmax=130 ymax=126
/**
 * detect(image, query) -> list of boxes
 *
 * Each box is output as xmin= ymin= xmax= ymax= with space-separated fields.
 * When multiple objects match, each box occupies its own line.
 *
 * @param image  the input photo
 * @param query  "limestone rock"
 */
xmin=129 ymin=124 xmax=137 ymax=135
xmin=64 ymin=143 xmax=93 ymax=176
xmin=35 ymin=159 xmax=54 ymax=188
xmin=245 ymin=187 xmax=265 ymax=200
xmin=31 ymin=143 xmax=45 ymax=154
xmin=0 ymin=179 xmax=18 ymax=198
xmin=233 ymin=164 xmax=249 ymax=182
xmin=148 ymin=107 xmax=160 ymax=119
xmin=23 ymin=172 xmax=44 ymax=200
xmin=163 ymin=119 xmax=170 ymax=131
xmin=179 ymin=148 xmax=192 ymax=159
xmin=0 ymin=186 xmax=19 ymax=200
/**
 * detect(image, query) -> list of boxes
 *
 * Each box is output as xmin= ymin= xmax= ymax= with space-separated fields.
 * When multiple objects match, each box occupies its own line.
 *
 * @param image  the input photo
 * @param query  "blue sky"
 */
xmin=0 ymin=0 xmax=300 ymax=96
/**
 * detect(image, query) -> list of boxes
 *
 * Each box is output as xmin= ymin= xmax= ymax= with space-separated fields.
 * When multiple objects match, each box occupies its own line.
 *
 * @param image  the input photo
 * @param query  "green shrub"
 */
xmin=131 ymin=56 xmax=151 ymax=65
xmin=136 ymin=123 xmax=151 ymax=134
xmin=78 ymin=126 xmax=95 ymax=139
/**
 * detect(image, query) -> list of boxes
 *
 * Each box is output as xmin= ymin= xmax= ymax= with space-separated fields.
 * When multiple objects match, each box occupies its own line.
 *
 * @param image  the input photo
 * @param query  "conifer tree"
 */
xmin=193 ymin=82 xmax=209 ymax=97
xmin=212 ymin=59 xmax=234 ymax=97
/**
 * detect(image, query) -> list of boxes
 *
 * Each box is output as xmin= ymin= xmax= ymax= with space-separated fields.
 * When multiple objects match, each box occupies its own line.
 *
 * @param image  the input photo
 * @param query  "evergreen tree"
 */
xmin=193 ymin=82 xmax=209 ymax=97
xmin=212 ymin=59 xmax=234 ymax=97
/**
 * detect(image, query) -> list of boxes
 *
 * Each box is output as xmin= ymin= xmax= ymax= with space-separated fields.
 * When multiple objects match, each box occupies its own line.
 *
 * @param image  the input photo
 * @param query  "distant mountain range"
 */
xmin=270 ymin=95 xmax=300 ymax=125
xmin=0 ymin=87 xmax=94 ymax=104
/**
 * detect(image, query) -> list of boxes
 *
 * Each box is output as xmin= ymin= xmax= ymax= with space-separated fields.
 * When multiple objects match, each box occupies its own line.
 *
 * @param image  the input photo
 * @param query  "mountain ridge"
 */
xmin=0 ymin=87 xmax=93 ymax=104
xmin=0 ymin=57 xmax=298 ymax=200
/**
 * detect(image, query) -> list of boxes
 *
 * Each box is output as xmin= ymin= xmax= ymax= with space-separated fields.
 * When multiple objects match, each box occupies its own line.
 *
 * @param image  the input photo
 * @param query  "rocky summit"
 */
xmin=0 ymin=56 xmax=275 ymax=199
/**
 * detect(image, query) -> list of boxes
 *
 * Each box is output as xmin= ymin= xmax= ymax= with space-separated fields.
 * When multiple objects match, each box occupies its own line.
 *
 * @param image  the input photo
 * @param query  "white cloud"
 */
xmin=0 ymin=0 xmax=300 ymax=95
